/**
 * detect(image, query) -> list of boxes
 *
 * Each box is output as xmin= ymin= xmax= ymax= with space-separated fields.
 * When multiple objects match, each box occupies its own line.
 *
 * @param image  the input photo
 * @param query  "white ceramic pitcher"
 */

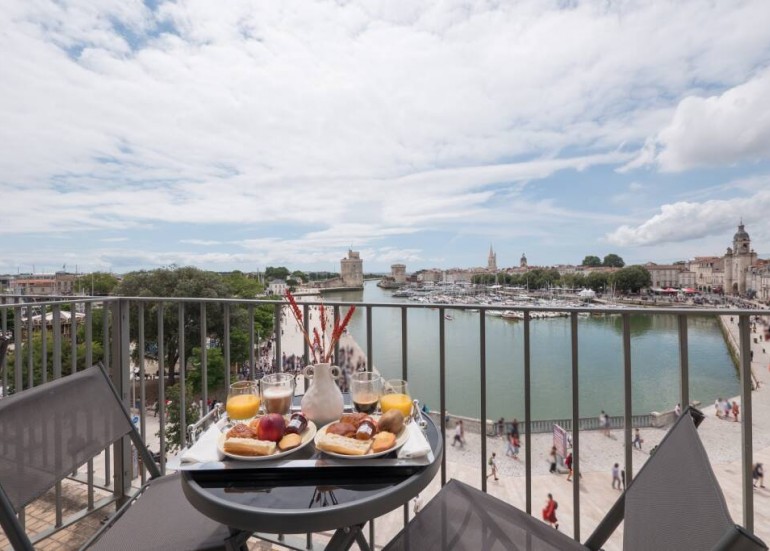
xmin=300 ymin=363 xmax=344 ymax=427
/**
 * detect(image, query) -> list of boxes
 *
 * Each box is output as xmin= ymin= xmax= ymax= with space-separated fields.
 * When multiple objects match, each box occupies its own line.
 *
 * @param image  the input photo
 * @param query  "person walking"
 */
xmin=542 ymin=493 xmax=558 ymax=529
xmin=753 ymin=463 xmax=765 ymax=488
xmin=715 ymin=398 xmax=723 ymax=419
xmin=487 ymin=453 xmax=499 ymax=481
xmin=511 ymin=418 xmax=520 ymax=440
xmin=452 ymin=420 xmax=465 ymax=448
xmin=565 ymin=452 xmax=573 ymax=482
xmin=674 ymin=403 xmax=682 ymax=418
xmin=633 ymin=428 xmax=643 ymax=450
xmin=506 ymin=431 xmax=516 ymax=458
xmin=512 ymin=433 xmax=520 ymax=460
xmin=549 ymin=446 xmax=558 ymax=474
xmin=732 ymin=401 xmax=740 ymax=422
xmin=496 ymin=417 xmax=505 ymax=438
xmin=612 ymin=463 xmax=622 ymax=490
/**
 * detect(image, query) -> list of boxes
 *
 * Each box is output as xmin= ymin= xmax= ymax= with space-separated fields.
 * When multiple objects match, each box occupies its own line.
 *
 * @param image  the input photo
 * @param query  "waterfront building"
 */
xmin=268 ymin=279 xmax=288 ymax=295
xmin=391 ymin=264 xmax=406 ymax=285
xmin=645 ymin=263 xmax=687 ymax=288
xmin=340 ymin=249 xmax=364 ymax=287
xmin=723 ymin=222 xmax=758 ymax=295
xmin=7 ymin=271 xmax=77 ymax=295
xmin=520 ymin=252 xmax=527 ymax=269
xmin=487 ymin=245 xmax=497 ymax=272
xmin=689 ymin=256 xmax=724 ymax=293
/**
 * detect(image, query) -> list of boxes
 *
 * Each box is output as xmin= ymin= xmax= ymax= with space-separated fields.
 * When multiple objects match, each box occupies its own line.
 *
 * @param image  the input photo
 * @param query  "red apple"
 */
xmin=257 ymin=413 xmax=285 ymax=442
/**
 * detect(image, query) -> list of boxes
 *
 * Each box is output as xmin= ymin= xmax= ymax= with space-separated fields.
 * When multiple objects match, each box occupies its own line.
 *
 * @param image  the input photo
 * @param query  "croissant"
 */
xmin=326 ymin=422 xmax=357 ymax=437
xmin=226 ymin=423 xmax=257 ymax=439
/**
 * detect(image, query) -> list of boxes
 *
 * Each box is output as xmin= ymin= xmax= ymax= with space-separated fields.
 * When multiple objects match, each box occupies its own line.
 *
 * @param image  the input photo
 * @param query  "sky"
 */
xmin=2 ymin=0 xmax=770 ymax=275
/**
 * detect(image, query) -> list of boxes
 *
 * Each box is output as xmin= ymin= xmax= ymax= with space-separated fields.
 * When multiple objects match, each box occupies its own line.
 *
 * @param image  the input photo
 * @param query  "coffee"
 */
xmin=352 ymin=392 xmax=379 ymax=414
xmin=263 ymin=387 xmax=293 ymax=415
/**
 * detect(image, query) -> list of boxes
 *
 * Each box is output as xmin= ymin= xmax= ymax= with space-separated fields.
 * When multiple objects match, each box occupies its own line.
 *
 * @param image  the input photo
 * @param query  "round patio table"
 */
xmin=181 ymin=413 xmax=443 ymax=550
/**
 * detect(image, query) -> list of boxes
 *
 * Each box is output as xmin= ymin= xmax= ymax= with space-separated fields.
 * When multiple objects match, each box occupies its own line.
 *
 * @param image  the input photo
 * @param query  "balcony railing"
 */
xmin=0 ymin=294 xmax=766 ymax=549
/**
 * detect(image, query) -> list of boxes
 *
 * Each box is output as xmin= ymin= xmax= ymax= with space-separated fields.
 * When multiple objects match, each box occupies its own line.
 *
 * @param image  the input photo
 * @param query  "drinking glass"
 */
xmin=381 ymin=379 xmax=413 ymax=417
xmin=226 ymin=381 xmax=260 ymax=423
xmin=350 ymin=371 xmax=383 ymax=414
xmin=261 ymin=373 xmax=296 ymax=415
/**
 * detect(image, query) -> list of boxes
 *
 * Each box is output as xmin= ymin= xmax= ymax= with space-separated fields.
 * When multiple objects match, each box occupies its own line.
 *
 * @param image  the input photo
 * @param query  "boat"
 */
xmin=445 ymin=314 xmax=454 ymax=321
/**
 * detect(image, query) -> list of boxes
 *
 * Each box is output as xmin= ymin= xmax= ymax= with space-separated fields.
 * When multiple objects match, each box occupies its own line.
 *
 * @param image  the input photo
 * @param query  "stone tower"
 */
xmin=723 ymin=222 xmax=757 ymax=295
xmin=340 ymin=249 xmax=364 ymax=288
xmin=487 ymin=245 xmax=497 ymax=272
xmin=520 ymin=253 xmax=528 ymax=269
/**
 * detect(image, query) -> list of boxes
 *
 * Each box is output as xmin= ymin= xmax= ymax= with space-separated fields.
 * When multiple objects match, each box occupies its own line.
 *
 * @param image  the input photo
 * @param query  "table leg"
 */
xmin=326 ymin=524 xmax=371 ymax=551
xmin=225 ymin=528 xmax=251 ymax=551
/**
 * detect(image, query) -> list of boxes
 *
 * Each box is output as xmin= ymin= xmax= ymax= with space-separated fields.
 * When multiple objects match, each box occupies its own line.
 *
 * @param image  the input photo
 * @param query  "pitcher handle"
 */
xmin=329 ymin=365 xmax=341 ymax=380
xmin=302 ymin=365 xmax=315 ymax=380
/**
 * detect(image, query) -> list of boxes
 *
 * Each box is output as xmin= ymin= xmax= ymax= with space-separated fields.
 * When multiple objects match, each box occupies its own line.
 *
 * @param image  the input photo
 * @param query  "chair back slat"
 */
xmin=0 ymin=364 xmax=133 ymax=512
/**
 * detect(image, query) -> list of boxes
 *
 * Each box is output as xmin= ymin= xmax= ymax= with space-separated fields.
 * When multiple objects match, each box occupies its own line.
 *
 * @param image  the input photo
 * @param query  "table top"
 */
xmin=180 ymin=413 xmax=443 ymax=534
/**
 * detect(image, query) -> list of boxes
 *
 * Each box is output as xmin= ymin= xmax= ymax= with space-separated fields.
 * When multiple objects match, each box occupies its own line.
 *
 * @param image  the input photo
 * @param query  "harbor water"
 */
xmin=323 ymin=282 xmax=739 ymax=421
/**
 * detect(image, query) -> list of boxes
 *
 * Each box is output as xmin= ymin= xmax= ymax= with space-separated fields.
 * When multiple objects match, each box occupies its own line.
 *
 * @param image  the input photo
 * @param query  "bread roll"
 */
xmin=224 ymin=437 xmax=276 ymax=456
xmin=371 ymin=431 xmax=396 ymax=453
xmin=317 ymin=433 xmax=372 ymax=456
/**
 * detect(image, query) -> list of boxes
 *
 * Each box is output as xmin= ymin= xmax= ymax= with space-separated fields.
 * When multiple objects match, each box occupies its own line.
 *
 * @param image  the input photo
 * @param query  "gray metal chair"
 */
xmin=384 ymin=408 xmax=767 ymax=551
xmin=0 ymin=363 xmax=248 ymax=551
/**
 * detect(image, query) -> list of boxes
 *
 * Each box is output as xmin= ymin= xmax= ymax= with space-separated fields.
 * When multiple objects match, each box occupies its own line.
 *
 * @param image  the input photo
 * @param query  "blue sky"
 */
xmin=2 ymin=0 xmax=770 ymax=274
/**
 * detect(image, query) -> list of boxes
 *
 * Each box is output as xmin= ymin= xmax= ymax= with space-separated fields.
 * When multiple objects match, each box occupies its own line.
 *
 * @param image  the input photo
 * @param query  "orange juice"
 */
xmin=226 ymin=394 xmax=260 ymax=421
xmin=380 ymin=393 xmax=412 ymax=417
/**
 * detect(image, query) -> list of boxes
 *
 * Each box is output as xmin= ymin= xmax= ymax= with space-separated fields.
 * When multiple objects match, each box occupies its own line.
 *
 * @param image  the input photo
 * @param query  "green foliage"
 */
xmin=75 ymin=272 xmax=120 ymax=296
xmin=581 ymin=255 xmax=602 ymax=267
xmin=188 ymin=346 xmax=226 ymax=395
xmin=222 ymin=271 xmax=264 ymax=298
xmin=4 ymin=333 xmax=105 ymax=393
xmin=114 ymin=266 xmax=232 ymax=385
xmin=265 ymin=266 xmax=290 ymax=281
xmin=602 ymin=254 xmax=625 ymax=268
xmin=161 ymin=381 xmax=200 ymax=452
xmin=585 ymin=271 xmax=610 ymax=291
xmin=611 ymin=265 xmax=652 ymax=293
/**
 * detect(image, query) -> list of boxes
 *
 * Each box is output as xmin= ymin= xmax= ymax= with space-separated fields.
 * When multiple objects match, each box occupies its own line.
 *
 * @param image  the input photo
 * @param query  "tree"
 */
xmin=611 ymin=265 xmax=652 ymax=293
xmin=603 ymin=254 xmax=625 ymax=268
xmin=113 ymin=267 xmax=231 ymax=385
xmin=222 ymin=271 xmax=264 ymax=298
xmin=581 ymin=255 xmax=602 ymax=267
xmin=265 ymin=266 xmax=290 ymax=281
xmin=585 ymin=271 xmax=610 ymax=292
xmin=161 ymin=380 xmax=199 ymax=452
xmin=291 ymin=270 xmax=308 ymax=283
xmin=74 ymin=272 xmax=120 ymax=296
xmin=188 ymin=346 xmax=225 ymax=396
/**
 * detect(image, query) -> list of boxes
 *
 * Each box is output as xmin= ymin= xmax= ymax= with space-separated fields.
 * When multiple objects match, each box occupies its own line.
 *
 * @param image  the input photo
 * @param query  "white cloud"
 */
xmin=623 ymin=69 xmax=770 ymax=172
xmin=606 ymin=189 xmax=770 ymax=247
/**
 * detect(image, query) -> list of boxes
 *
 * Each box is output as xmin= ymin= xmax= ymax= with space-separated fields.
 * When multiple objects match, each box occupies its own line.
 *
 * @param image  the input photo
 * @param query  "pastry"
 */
xmin=371 ymin=431 xmax=396 ymax=453
xmin=378 ymin=410 xmax=404 ymax=435
xmin=278 ymin=433 xmax=302 ymax=451
xmin=226 ymin=423 xmax=257 ymax=439
xmin=326 ymin=421 xmax=357 ymax=437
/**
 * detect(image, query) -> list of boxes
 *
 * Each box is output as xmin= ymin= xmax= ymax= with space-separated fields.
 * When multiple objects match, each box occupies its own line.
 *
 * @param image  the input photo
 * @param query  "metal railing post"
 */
xmin=201 ymin=302 xmax=207 ymax=408
xmin=622 ymin=313 xmax=633 ymax=481
xmin=738 ymin=314 xmax=753 ymax=531
xmin=111 ymin=299 xmax=132 ymax=506
xmin=571 ymin=312 xmax=580 ymax=542
xmin=480 ymin=312 xmax=488 ymax=493
xmin=678 ymin=314 xmax=689 ymax=409
xmin=524 ymin=311 xmax=532 ymax=514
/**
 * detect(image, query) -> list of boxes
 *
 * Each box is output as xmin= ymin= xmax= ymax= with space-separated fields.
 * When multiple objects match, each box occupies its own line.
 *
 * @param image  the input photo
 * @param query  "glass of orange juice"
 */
xmin=226 ymin=381 xmax=260 ymax=423
xmin=381 ymin=379 xmax=413 ymax=418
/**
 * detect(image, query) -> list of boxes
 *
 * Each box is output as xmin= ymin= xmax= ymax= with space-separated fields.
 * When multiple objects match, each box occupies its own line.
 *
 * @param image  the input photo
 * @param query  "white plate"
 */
xmin=218 ymin=421 xmax=317 ymax=461
xmin=314 ymin=419 xmax=409 ymax=458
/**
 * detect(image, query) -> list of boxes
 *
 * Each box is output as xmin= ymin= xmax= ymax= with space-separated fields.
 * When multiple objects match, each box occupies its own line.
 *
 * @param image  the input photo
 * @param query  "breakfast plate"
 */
xmin=314 ymin=420 xmax=409 ymax=459
xmin=218 ymin=421 xmax=317 ymax=461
